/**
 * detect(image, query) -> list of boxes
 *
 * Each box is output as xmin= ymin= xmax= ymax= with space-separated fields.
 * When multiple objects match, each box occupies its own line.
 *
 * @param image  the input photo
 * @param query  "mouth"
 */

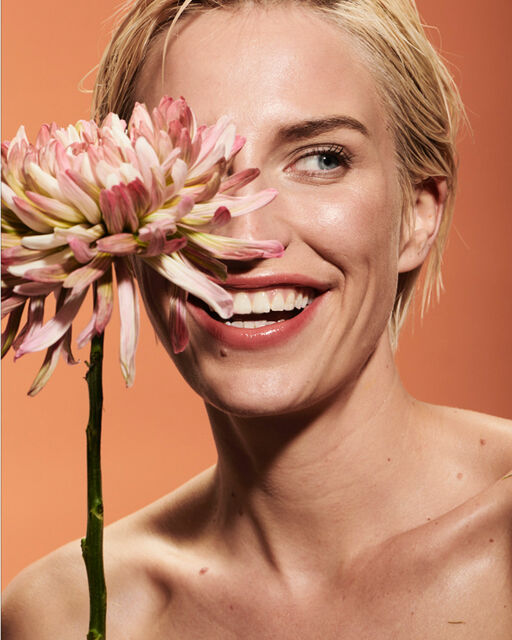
xmin=186 ymin=276 xmax=327 ymax=350
xmin=189 ymin=286 xmax=317 ymax=327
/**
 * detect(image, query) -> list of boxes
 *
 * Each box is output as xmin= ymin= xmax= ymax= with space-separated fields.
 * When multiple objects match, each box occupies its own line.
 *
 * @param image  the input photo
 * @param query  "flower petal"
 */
xmin=25 ymin=189 xmax=83 ymax=224
xmin=12 ymin=295 xmax=45 ymax=351
xmin=1 ymin=294 xmax=26 ymax=318
xmin=13 ymin=281 xmax=59 ymax=296
xmin=115 ymin=259 xmax=139 ymax=386
xmin=27 ymin=340 xmax=64 ymax=396
xmin=219 ymin=168 xmax=259 ymax=194
xmin=2 ymin=185 xmax=55 ymax=232
xmin=62 ymin=254 xmax=112 ymax=292
xmin=1 ymin=303 xmax=25 ymax=357
xmin=94 ymin=270 xmax=114 ymax=334
xmin=15 ymin=288 xmax=87 ymax=357
xmin=144 ymin=253 xmax=233 ymax=319
xmin=96 ymin=233 xmax=139 ymax=256
xmin=56 ymin=170 xmax=101 ymax=224
xmin=185 ymin=231 xmax=284 ymax=260
xmin=169 ymin=285 xmax=189 ymax=353
xmin=8 ymin=247 xmax=74 ymax=279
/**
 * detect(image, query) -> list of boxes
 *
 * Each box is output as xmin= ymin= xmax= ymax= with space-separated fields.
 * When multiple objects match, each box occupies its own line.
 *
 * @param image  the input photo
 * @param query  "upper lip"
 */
xmin=210 ymin=273 xmax=331 ymax=292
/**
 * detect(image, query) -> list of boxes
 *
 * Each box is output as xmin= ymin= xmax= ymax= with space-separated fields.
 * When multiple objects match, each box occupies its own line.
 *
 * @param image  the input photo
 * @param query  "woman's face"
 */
xmin=137 ymin=5 xmax=405 ymax=416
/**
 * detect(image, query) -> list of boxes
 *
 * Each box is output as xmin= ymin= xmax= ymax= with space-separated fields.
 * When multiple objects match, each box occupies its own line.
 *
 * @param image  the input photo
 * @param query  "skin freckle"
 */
xmin=456 ymin=472 xmax=463 ymax=480
xmin=480 ymin=438 xmax=486 ymax=446
xmin=489 ymin=538 xmax=494 ymax=543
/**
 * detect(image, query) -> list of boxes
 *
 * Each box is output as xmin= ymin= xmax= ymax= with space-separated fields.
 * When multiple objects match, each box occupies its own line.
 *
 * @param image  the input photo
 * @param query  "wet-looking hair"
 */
xmin=92 ymin=0 xmax=464 ymax=342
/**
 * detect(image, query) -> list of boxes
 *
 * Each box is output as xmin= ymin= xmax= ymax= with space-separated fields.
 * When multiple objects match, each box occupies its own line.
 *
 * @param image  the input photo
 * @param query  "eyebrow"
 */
xmin=276 ymin=115 xmax=370 ymax=142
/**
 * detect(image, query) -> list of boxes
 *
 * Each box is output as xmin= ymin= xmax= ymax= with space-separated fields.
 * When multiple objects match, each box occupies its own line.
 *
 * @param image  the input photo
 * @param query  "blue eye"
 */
xmin=286 ymin=144 xmax=352 ymax=178
xmin=312 ymin=152 xmax=342 ymax=171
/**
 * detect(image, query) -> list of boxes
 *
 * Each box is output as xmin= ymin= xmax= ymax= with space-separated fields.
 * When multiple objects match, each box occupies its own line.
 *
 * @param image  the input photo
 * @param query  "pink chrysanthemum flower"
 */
xmin=1 ymin=96 xmax=282 ymax=394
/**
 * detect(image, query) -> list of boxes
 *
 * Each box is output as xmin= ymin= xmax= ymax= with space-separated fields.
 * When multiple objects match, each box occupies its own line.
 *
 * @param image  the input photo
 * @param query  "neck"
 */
xmin=205 ymin=332 xmax=422 ymax=585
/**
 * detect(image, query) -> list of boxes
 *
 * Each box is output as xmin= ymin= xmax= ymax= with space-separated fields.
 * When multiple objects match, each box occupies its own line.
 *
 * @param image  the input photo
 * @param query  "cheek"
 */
xmin=290 ymin=177 xmax=402 ymax=274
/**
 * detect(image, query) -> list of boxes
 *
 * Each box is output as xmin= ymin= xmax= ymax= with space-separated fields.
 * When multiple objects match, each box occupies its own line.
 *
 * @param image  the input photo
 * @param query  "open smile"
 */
xmin=187 ymin=275 xmax=328 ymax=349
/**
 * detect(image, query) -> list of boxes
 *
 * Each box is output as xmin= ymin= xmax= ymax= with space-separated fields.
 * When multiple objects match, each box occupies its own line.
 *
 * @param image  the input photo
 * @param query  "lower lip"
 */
xmin=187 ymin=294 xmax=324 ymax=350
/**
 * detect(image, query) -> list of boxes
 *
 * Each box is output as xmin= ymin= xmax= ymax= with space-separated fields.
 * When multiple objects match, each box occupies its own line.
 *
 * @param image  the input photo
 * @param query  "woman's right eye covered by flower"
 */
xmin=1 ymin=96 xmax=283 ymax=395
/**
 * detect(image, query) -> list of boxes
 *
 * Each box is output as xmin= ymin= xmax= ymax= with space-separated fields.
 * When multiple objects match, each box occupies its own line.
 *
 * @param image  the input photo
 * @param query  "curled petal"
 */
xmin=12 ymin=295 xmax=45 ymax=351
xmin=21 ymin=232 xmax=69 ymax=251
xmin=1 ymin=303 xmax=25 ymax=357
xmin=227 ymin=134 xmax=245 ymax=161
xmin=192 ymin=116 xmax=234 ymax=176
xmin=3 ymin=187 xmax=55 ymax=232
xmin=94 ymin=270 xmax=114 ymax=334
xmin=8 ymin=247 xmax=74 ymax=279
xmin=62 ymin=253 xmax=112 ymax=292
xmin=162 ymin=236 xmax=187 ymax=255
xmin=181 ymin=245 xmax=227 ymax=281
xmin=144 ymin=253 xmax=233 ymax=319
xmin=27 ymin=337 xmax=67 ymax=396
xmin=134 ymin=136 xmax=160 ymax=186
xmin=219 ymin=168 xmax=259 ymax=194
xmin=15 ymin=288 xmax=87 ymax=358
xmin=186 ymin=231 xmax=284 ymax=260
xmin=170 ymin=158 xmax=188 ymax=194
xmin=25 ymin=162 xmax=62 ymax=200
xmin=96 ymin=233 xmax=139 ymax=256
xmin=1 ymin=294 xmax=26 ymax=317
xmin=25 ymin=190 xmax=83 ymax=224
xmin=68 ymin=236 xmax=97 ymax=263
xmin=115 ymin=259 xmax=139 ymax=386
xmin=61 ymin=326 xmax=79 ymax=365
xmin=13 ymin=281 xmax=59 ymax=296
xmin=209 ymin=189 xmax=279 ymax=218
xmin=100 ymin=182 xmax=139 ymax=234
xmin=24 ymin=263 xmax=75 ymax=284
xmin=211 ymin=206 xmax=231 ymax=229
xmin=56 ymin=170 xmax=101 ymax=224
xmin=169 ymin=285 xmax=189 ymax=353
xmin=190 ymin=169 xmax=222 ymax=204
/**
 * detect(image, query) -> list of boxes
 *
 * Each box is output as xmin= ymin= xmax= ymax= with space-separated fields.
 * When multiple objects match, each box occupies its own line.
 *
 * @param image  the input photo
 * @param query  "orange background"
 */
xmin=2 ymin=0 xmax=511 ymax=589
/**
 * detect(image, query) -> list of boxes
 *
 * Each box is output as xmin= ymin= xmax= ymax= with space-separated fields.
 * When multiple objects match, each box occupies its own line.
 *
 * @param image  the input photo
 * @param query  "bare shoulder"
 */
xmin=416 ymin=403 xmax=512 ymax=588
xmin=2 ymin=537 xmax=89 ymax=639
xmin=2 ymin=468 xmax=217 ymax=640
xmin=420 ymin=402 xmax=512 ymax=478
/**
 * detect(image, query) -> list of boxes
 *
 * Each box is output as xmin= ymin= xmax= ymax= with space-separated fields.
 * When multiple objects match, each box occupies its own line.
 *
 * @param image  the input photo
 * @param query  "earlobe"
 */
xmin=398 ymin=177 xmax=448 ymax=273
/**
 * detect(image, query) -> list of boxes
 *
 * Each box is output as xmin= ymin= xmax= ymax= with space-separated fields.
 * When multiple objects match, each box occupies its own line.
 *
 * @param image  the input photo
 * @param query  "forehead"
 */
xmin=137 ymin=5 xmax=388 ymax=142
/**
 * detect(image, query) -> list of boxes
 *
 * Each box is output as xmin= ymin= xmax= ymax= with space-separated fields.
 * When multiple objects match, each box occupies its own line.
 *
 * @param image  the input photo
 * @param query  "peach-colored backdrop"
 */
xmin=2 ymin=0 xmax=511 ymax=589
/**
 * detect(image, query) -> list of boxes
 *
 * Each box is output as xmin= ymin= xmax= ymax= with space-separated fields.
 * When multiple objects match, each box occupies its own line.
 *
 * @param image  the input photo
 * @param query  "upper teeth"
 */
xmin=230 ymin=287 xmax=315 ymax=315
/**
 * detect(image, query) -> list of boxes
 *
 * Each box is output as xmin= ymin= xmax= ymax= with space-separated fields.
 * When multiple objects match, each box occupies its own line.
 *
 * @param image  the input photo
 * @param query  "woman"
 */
xmin=3 ymin=0 xmax=512 ymax=637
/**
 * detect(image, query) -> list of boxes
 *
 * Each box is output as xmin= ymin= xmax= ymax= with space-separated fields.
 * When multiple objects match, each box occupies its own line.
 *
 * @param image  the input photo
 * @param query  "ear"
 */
xmin=398 ymin=177 xmax=448 ymax=273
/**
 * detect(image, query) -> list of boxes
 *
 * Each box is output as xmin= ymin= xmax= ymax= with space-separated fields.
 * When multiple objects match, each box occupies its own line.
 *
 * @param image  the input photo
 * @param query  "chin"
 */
xmin=172 ymin=350 xmax=313 ymax=417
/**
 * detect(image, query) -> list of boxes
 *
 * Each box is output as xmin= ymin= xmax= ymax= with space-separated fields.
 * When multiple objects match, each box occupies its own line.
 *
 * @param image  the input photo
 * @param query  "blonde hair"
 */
xmin=93 ymin=0 xmax=464 ymax=340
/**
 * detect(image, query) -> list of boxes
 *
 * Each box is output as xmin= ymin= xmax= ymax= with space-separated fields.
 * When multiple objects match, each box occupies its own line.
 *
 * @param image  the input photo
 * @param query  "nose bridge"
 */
xmin=222 ymin=165 xmax=288 ymax=247
xmin=213 ymin=130 xmax=279 ymax=243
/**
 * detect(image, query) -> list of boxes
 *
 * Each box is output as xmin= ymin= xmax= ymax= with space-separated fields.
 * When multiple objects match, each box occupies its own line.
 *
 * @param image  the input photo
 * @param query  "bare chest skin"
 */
xmin=107 ymin=479 xmax=512 ymax=640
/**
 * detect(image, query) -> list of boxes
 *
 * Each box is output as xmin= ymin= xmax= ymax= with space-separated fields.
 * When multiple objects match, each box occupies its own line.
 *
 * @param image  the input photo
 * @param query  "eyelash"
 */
xmin=285 ymin=144 xmax=353 ymax=178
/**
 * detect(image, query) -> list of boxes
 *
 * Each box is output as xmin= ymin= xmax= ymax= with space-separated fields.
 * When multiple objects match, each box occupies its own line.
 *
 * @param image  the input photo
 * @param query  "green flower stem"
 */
xmin=81 ymin=332 xmax=107 ymax=640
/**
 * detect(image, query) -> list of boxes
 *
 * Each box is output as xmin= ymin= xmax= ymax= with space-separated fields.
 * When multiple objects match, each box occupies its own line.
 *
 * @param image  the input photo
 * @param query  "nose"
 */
xmin=218 ymin=155 xmax=291 ymax=254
